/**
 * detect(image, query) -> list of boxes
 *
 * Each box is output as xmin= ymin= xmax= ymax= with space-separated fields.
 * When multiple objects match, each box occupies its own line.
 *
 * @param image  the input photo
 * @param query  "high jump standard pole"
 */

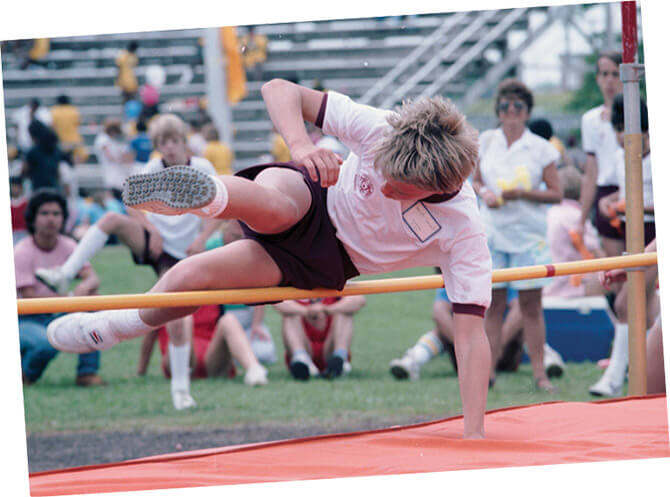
xmin=620 ymin=1 xmax=647 ymax=395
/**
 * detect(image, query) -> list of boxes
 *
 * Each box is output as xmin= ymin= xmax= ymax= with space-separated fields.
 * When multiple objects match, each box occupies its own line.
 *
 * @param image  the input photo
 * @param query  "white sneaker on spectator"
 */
xmin=172 ymin=390 xmax=197 ymax=411
xmin=36 ymin=266 xmax=71 ymax=295
xmin=244 ymin=364 xmax=268 ymax=386
xmin=544 ymin=344 xmax=565 ymax=378
xmin=389 ymin=354 xmax=420 ymax=381
xmin=47 ymin=312 xmax=120 ymax=353
xmin=343 ymin=361 xmax=352 ymax=376
xmin=589 ymin=374 xmax=623 ymax=397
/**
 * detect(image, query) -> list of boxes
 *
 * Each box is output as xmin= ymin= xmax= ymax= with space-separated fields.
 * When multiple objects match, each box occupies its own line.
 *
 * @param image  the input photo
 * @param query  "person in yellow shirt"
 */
xmin=50 ymin=95 xmax=82 ymax=165
xmin=116 ymin=41 xmax=139 ymax=102
xmin=202 ymin=123 xmax=234 ymax=176
xmin=22 ymin=38 xmax=50 ymax=69
xmin=240 ymin=26 xmax=268 ymax=80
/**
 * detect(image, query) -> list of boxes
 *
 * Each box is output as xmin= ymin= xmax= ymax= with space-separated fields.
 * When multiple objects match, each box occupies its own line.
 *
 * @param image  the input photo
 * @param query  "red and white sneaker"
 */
xmin=47 ymin=312 xmax=121 ymax=353
xmin=122 ymin=165 xmax=228 ymax=217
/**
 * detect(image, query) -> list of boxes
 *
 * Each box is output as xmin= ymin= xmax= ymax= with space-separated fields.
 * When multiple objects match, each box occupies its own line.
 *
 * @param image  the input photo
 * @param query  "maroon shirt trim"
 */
xmin=315 ymin=93 xmax=328 ymax=129
xmin=422 ymin=189 xmax=461 ymax=203
xmin=452 ymin=303 xmax=486 ymax=318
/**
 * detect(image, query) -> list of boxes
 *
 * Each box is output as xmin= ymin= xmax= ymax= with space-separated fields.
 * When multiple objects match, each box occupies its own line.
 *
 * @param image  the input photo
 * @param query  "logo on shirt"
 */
xmin=354 ymin=173 xmax=374 ymax=197
xmin=89 ymin=331 xmax=103 ymax=345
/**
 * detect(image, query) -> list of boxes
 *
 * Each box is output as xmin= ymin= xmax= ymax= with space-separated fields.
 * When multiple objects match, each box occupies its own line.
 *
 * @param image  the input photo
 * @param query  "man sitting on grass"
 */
xmin=15 ymin=189 xmax=105 ymax=387
xmin=47 ymin=79 xmax=492 ymax=439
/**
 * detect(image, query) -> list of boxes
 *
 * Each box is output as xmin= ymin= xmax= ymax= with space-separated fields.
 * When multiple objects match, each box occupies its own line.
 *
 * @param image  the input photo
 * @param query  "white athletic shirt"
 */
xmin=478 ymin=127 xmax=559 ymax=253
xmin=322 ymin=91 xmax=492 ymax=310
xmin=615 ymin=148 xmax=654 ymax=214
xmin=581 ymin=105 xmax=619 ymax=186
xmin=141 ymin=156 xmax=216 ymax=260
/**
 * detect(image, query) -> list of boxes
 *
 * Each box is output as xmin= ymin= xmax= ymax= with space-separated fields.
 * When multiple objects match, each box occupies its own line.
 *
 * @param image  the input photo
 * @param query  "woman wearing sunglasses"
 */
xmin=472 ymin=78 xmax=562 ymax=393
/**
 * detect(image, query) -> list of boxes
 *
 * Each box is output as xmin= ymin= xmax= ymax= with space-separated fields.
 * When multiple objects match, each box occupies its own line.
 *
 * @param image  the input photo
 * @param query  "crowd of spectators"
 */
xmin=7 ymin=43 xmax=663 ymax=410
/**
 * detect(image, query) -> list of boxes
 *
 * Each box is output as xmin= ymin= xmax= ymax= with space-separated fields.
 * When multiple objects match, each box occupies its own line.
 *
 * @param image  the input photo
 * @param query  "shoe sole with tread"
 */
xmin=122 ymin=166 xmax=217 ymax=214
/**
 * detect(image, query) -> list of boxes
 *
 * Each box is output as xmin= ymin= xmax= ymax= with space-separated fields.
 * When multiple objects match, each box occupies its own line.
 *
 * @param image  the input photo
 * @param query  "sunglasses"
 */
xmin=497 ymin=101 xmax=526 ymax=113
xmin=598 ymin=70 xmax=620 ymax=78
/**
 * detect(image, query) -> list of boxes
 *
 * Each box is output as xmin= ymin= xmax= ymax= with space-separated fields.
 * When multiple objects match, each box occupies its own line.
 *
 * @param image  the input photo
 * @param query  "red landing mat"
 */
xmin=30 ymin=395 xmax=670 ymax=496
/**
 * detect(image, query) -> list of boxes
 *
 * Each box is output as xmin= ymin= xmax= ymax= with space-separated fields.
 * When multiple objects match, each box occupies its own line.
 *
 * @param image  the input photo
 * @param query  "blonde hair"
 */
xmin=149 ymin=114 xmax=188 ymax=149
xmin=558 ymin=166 xmax=582 ymax=201
xmin=373 ymin=96 xmax=479 ymax=193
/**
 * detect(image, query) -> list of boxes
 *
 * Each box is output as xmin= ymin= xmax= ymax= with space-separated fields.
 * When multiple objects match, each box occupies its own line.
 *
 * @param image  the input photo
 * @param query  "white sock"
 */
xmin=106 ymin=309 xmax=155 ymax=340
xmin=62 ymin=225 xmax=109 ymax=279
xmin=169 ymin=342 xmax=191 ymax=393
xmin=603 ymin=323 xmax=629 ymax=384
xmin=199 ymin=176 xmax=229 ymax=218
xmin=410 ymin=331 xmax=444 ymax=366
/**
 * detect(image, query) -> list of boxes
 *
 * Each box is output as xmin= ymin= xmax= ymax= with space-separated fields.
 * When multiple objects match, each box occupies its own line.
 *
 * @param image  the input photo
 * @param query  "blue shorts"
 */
xmin=490 ymin=238 xmax=551 ymax=291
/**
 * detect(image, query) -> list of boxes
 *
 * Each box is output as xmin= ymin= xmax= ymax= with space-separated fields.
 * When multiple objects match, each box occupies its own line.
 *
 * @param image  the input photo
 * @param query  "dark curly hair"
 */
xmin=24 ymin=189 xmax=68 ymax=234
xmin=494 ymin=78 xmax=534 ymax=116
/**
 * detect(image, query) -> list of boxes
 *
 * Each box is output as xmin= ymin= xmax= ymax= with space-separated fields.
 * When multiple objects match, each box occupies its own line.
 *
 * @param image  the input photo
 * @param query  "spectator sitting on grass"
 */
xmin=15 ymin=189 xmax=105 ymax=387
xmin=140 ymin=304 xmax=268 ymax=386
xmin=274 ymin=296 xmax=365 ymax=380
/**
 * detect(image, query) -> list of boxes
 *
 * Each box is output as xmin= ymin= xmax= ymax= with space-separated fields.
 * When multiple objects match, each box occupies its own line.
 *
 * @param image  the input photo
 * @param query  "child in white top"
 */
xmin=48 ymin=80 xmax=492 ymax=438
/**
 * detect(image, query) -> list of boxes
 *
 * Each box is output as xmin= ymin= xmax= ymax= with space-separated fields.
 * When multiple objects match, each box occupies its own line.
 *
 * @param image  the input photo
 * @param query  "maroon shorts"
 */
xmin=595 ymin=185 xmax=623 ymax=240
xmin=235 ymin=163 xmax=359 ymax=291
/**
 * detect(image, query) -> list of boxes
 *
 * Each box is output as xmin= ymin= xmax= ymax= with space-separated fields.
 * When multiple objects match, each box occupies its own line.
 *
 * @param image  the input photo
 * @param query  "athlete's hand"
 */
xmin=291 ymin=142 xmax=343 ymax=188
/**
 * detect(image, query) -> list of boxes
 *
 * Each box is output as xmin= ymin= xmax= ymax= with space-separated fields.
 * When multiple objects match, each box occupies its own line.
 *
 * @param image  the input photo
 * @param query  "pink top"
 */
xmin=14 ymin=235 xmax=90 ymax=298
xmin=544 ymin=199 xmax=602 ymax=297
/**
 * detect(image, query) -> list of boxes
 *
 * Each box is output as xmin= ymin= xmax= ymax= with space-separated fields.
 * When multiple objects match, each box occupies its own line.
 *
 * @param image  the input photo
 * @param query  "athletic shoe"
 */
xmin=47 ymin=312 xmax=121 ymax=353
xmin=589 ymin=374 xmax=623 ymax=397
xmin=343 ymin=361 xmax=352 ymax=376
xmin=172 ymin=390 xmax=197 ymax=411
xmin=289 ymin=358 xmax=311 ymax=381
xmin=122 ymin=165 xmax=227 ymax=217
xmin=323 ymin=355 xmax=344 ymax=379
xmin=389 ymin=354 xmax=420 ymax=381
xmin=544 ymin=344 xmax=565 ymax=378
xmin=35 ymin=266 xmax=70 ymax=295
xmin=244 ymin=364 xmax=268 ymax=386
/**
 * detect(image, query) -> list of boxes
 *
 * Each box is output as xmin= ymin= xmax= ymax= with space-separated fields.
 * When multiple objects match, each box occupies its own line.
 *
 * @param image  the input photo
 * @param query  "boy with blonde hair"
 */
xmin=48 ymin=81 xmax=492 ymax=438
xmin=39 ymin=113 xmax=225 ymax=410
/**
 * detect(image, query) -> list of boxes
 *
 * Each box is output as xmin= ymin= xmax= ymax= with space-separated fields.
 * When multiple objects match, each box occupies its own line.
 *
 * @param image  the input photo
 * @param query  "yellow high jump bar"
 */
xmin=17 ymin=252 xmax=657 ymax=315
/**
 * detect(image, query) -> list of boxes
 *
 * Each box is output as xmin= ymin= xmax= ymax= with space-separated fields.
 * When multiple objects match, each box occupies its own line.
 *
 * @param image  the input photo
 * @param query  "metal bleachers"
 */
xmin=3 ymin=9 xmax=546 ymax=178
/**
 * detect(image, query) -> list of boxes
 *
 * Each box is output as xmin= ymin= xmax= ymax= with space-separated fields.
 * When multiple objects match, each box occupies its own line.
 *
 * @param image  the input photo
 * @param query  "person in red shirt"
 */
xmin=274 ymin=296 xmax=365 ymax=380
xmin=10 ymin=176 xmax=29 ymax=245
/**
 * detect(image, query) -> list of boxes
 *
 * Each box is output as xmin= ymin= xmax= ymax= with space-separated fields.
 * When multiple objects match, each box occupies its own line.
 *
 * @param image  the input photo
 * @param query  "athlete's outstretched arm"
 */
xmin=261 ymin=79 xmax=342 ymax=187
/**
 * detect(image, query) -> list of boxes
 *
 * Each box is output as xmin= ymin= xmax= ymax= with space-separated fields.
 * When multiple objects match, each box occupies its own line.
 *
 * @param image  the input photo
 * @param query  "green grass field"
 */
xmin=21 ymin=244 xmax=609 ymax=434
